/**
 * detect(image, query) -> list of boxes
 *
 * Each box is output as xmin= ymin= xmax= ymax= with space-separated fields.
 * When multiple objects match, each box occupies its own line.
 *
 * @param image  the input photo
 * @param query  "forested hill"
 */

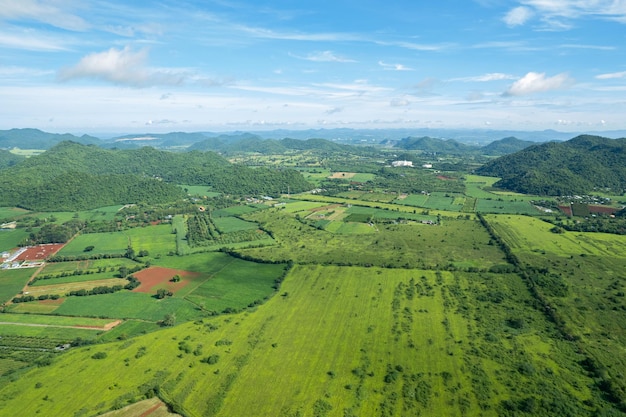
xmin=0 ymin=128 xmax=101 ymax=149
xmin=0 ymin=141 xmax=312 ymax=211
xmin=475 ymin=135 xmax=626 ymax=195
xmin=188 ymin=136 xmax=352 ymax=154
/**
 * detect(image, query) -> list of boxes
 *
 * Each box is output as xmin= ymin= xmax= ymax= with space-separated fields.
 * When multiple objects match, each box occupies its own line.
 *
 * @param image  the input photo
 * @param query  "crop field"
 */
xmin=475 ymin=199 xmax=539 ymax=215
xmin=39 ymin=258 xmax=139 ymax=275
xmin=0 ymin=228 xmax=29 ymax=251
xmin=345 ymin=205 xmax=438 ymax=222
xmin=58 ymin=232 xmax=129 ymax=257
xmin=358 ymin=191 xmax=398 ymax=202
xmin=212 ymin=217 xmax=259 ymax=233
xmin=184 ymin=260 xmax=286 ymax=313
xmin=29 ymin=270 xmax=123 ymax=287
xmin=0 ymin=268 xmax=34 ymax=303
xmin=23 ymin=278 xmax=128 ymax=297
xmin=0 ymin=312 xmax=116 ymax=328
xmin=131 ymin=267 xmax=200 ymax=295
xmin=212 ymin=204 xmax=266 ymax=217
xmin=395 ymin=193 xmax=429 ymax=206
xmin=282 ymin=200 xmax=328 ymax=213
xmin=0 ymin=264 xmax=609 ymax=417
xmin=124 ymin=224 xmax=177 ymax=256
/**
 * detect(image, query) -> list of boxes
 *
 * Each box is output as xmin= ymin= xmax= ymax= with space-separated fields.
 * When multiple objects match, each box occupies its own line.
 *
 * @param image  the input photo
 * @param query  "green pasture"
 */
xmin=0 ymin=207 xmax=29 ymax=221
xmin=0 ymin=323 xmax=101 ymax=340
xmin=475 ymin=199 xmax=539 ymax=215
xmin=333 ymin=222 xmax=376 ymax=234
xmin=486 ymin=214 xmax=626 ymax=257
xmin=52 ymin=292 xmax=200 ymax=322
xmin=0 ymin=312 xmax=113 ymax=327
xmin=0 ymin=268 xmax=33 ymax=304
xmin=282 ymin=201 xmax=328 ymax=213
xmin=212 ymin=204 xmax=266 ymax=217
xmin=0 ymin=228 xmax=29 ymax=251
xmin=358 ymin=191 xmax=397 ymax=202
xmin=296 ymin=193 xmax=460 ymax=218
xmin=6 ymin=301 xmax=61 ymax=314
xmin=212 ymin=217 xmax=259 ymax=234
xmin=350 ymin=172 xmax=376 ymax=182
xmin=39 ymin=258 xmax=140 ymax=275
xmin=9 ymin=148 xmax=44 ymax=157
xmin=58 ymin=232 xmax=129 ymax=257
xmin=345 ymin=205 xmax=438 ymax=222
xmin=0 ymin=265 xmax=609 ymax=417
xmin=243 ymin=210 xmax=505 ymax=269
xmin=29 ymin=271 xmax=123 ymax=287
xmin=185 ymin=260 xmax=285 ymax=313
xmin=397 ymin=193 xmax=429 ymax=207
xmin=335 ymin=191 xmax=366 ymax=199
xmin=179 ymin=185 xmax=218 ymax=197
xmin=124 ymin=224 xmax=176 ymax=256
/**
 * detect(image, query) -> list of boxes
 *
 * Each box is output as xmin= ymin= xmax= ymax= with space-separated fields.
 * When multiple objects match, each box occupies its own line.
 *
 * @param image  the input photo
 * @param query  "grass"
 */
xmin=0 ymin=228 xmax=29 ymax=251
xmin=243 ymin=210 xmax=505 ymax=269
xmin=0 ymin=265 xmax=604 ymax=417
xmin=124 ymin=224 xmax=177 ymax=256
xmin=0 ymin=268 xmax=33 ymax=303
xmin=58 ymin=232 xmax=129 ymax=257
xmin=212 ymin=217 xmax=259 ymax=233
xmin=0 ymin=313 xmax=115 ymax=327
xmin=0 ymin=207 xmax=30 ymax=222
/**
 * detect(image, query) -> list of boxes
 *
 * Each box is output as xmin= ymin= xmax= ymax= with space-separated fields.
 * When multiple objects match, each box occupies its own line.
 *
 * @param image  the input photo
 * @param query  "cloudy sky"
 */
xmin=1 ymin=0 xmax=625 ymax=134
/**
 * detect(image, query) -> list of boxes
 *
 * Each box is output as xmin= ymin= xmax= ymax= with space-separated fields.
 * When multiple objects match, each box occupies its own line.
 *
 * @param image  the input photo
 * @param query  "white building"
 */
xmin=391 ymin=160 xmax=413 ymax=167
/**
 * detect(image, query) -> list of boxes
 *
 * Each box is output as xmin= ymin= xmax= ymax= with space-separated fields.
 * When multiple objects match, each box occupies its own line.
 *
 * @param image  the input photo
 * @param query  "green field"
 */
xmin=212 ymin=217 xmax=259 ymax=233
xmin=0 ymin=228 xmax=29 ymax=251
xmin=0 ymin=207 xmax=30 ymax=222
xmin=0 ymin=268 xmax=33 ymax=303
xmin=58 ymin=232 xmax=129 ymax=257
xmin=0 ymin=265 xmax=608 ymax=417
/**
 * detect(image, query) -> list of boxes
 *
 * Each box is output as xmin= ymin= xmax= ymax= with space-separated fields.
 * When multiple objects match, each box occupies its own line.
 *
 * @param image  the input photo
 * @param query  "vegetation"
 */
xmin=0 ymin=130 xmax=624 ymax=417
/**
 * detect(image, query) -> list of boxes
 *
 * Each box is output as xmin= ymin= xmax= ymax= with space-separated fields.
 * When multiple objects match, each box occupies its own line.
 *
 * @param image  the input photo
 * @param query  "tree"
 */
xmin=156 ymin=288 xmax=172 ymax=299
xmin=161 ymin=313 xmax=176 ymax=327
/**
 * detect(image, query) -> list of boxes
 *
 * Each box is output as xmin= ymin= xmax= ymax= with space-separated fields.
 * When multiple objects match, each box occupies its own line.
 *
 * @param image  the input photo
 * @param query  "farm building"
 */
xmin=392 ymin=160 xmax=413 ymax=167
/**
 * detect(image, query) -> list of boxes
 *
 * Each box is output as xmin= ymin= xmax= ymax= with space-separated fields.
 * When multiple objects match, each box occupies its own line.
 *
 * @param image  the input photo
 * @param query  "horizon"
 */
xmin=2 ymin=1 xmax=626 ymax=133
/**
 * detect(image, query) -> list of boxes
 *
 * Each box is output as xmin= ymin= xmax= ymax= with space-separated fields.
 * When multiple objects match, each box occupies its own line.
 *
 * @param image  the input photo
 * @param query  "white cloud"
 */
xmin=0 ymin=0 xmax=89 ymax=31
xmin=503 ymin=6 xmax=534 ymax=26
xmin=451 ymin=73 xmax=516 ymax=82
xmin=378 ymin=61 xmax=414 ymax=71
xmin=295 ymin=51 xmax=356 ymax=63
xmin=595 ymin=71 xmax=626 ymax=79
xmin=0 ymin=30 xmax=70 ymax=51
xmin=514 ymin=0 xmax=626 ymax=26
xmin=58 ymin=46 xmax=187 ymax=87
xmin=503 ymin=71 xmax=573 ymax=96
xmin=390 ymin=98 xmax=410 ymax=107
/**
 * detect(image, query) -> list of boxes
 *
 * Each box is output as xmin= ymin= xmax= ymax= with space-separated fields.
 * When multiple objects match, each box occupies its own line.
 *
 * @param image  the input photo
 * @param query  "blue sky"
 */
xmin=1 ymin=0 xmax=625 ymax=134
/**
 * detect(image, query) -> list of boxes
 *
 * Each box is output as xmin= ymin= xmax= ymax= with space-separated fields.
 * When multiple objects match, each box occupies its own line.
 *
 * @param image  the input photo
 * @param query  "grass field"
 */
xmin=58 ymin=232 xmax=129 ymax=257
xmin=0 ymin=264 xmax=609 ymax=417
xmin=243 ymin=210 xmax=505 ymax=269
xmin=0 ymin=207 xmax=29 ymax=222
xmin=0 ymin=268 xmax=34 ymax=303
xmin=0 ymin=228 xmax=29 ymax=252
xmin=212 ymin=217 xmax=259 ymax=233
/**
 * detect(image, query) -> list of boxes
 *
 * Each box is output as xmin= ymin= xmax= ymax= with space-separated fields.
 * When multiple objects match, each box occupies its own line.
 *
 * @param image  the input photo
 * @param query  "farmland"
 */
xmin=0 ymin=138 xmax=625 ymax=417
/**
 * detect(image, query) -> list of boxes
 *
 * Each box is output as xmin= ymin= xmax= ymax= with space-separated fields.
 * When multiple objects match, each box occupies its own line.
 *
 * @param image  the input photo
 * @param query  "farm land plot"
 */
xmin=58 ymin=232 xmax=129 ymax=257
xmin=39 ymin=258 xmax=140 ymax=275
xmin=123 ymin=224 xmax=176 ymax=256
xmin=396 ymin=193 xmax=429 ymax=207
xmin=358 ymin=191 xmax=397 ymax=202
xmin=0 ymin=268 xmax=34 ymax=303
xmin=282 ymin=201 xmax=328 ymax=213
xmin=24 ymin=278 xmax=128 ymax=297
xmin=485 ymin=214 xmax=626 ymax=403
xmin=29 ymin=271 xmax=125 ymax=287
xmin=0 ymin=207 xmax=29 ymax=222
xmin=242 ymin=211 xmax=506 ymax=269
xmin=131 ymin=267 xmax=200 ymax=295
xmin=475 ymin=199 xmax=539 ymax=215
xmin=212 ymin=216 xmax=259 ymax=233
xmin=212 ymin=204 xmax=266 ymax=217
xmin=0 ymin=228 xmax=29 ymax=251
xmin=0 ymin=265 xmax=604 ymax=417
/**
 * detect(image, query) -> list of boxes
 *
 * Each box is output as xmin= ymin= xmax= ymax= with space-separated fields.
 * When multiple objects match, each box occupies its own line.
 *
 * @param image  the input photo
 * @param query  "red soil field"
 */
xmin=559 ymin=205 xmax=573 ymax=216
xmin=14 ymin=244 xmax=64 ymax=261
xmin=589 ymin=205 xmax=619 ymax=215
xmin=131 ymin=267 xmax=200 ymax=294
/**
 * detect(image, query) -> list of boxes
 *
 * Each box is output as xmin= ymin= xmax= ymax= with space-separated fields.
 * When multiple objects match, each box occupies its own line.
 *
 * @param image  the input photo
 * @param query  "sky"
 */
xmin=1 ymin=0 xmax=626 ymax=134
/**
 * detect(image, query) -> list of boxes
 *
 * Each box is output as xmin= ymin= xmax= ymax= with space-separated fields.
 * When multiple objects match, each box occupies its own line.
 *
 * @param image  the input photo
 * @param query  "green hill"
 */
xmin=481 ymin=136 xmax=537 ymax=156
xmin=0 ymin=142 xmax=312 ymax=210
xmin=476 ymin=135 xmax=626 ymax=195
xmin=0 ymin=128 xmax=101 ymax=149
xmin=395 ymin=136 xmax=476 ymax=154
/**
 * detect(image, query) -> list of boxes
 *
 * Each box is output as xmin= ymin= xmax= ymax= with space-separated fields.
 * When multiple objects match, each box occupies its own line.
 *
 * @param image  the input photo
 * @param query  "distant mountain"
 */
xmin=475 ymin=135 xmax=626 ymax=195
xmin=481 ymin=137 xmax=536 ymax=156
xmin=189 ymin=135 xmax=352 ymax=154
xmin=104 ymin=132 xmax=211 ymax=149
xmin=395 ymin=136 xmax=476 ymax=154
xmin=0 ymin=141 xmax=311 ymax=210
xmin=0 ymin=128 xmax=101 ymax=149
